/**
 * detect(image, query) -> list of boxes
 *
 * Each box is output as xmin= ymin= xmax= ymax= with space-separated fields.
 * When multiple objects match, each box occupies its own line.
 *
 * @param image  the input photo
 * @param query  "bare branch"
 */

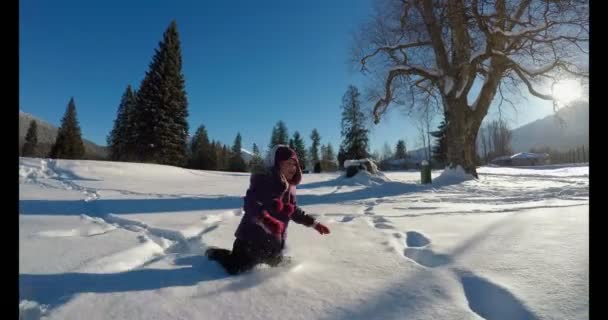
xmin=512 ymin=67 xmax=553 ymax=100
xmin=360 ymin=41 xmax=432 ymax=71
xmin=508 ymin=0 xmax=533 ymax=30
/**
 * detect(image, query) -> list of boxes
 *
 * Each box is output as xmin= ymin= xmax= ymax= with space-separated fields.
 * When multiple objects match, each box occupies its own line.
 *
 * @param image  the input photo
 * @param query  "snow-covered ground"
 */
xmin=19 ymin=157 xmax=588 ymax=320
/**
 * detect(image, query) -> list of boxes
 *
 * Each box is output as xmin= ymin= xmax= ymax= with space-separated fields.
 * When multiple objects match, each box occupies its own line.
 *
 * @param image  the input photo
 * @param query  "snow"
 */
xmin=432 ymin=166 xmax=475 ymax=185
xmin=19 ymin=157 xmax=588 ymax=320
xmin=489 ymin=24 xmax=548 ymax=38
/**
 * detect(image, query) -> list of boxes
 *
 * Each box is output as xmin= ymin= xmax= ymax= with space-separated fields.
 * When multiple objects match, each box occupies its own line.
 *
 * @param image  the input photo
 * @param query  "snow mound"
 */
xmin=433 ymin=166 xmax=475 ymax=185
xmin=19 ymin=159 xmax=58 ymax=181
xmin=340 ymin=170 xmax=392 ymax=186
xmin=19 ymin=300 xmax=48 ymax=320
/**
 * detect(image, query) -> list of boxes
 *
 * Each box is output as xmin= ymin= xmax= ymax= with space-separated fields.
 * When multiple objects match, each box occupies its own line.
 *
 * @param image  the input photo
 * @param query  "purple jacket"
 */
xmin=234 ymin=167 xmax=315 ymax=250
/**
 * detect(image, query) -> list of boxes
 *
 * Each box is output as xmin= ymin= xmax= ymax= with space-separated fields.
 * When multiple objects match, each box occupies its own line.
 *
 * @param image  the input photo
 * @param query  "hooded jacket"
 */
xmin=234 ymin=145 xmax=316 ymax=250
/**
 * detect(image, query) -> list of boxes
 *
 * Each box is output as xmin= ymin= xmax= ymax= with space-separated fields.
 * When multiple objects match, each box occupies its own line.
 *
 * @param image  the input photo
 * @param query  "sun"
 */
xmin=552 ymin=79 xmax=583 ymax=104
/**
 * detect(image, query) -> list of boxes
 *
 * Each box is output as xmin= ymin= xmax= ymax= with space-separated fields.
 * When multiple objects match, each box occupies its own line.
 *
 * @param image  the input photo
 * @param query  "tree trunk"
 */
xmin=445 ymin=100 xmax=483 ymax=178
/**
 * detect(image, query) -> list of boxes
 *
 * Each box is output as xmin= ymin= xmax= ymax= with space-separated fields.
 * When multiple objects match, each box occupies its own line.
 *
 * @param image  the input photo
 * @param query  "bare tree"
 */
xmin=382 ymin=142 xmax=393 ymax=160
xmin=355 ymin=0 xmax=589 ymax=177
xmin=417 ymin=121 xmax=428 ymax=160
xmin=480 ymin=119 xmax=513 ymax=160
xmin=478 ymin=126 xmax=489 ymax=163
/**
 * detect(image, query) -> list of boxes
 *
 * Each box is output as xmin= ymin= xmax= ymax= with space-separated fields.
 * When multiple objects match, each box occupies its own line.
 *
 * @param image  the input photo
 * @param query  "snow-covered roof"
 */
xmin=511 ymin=152 xmax=549 ymax=159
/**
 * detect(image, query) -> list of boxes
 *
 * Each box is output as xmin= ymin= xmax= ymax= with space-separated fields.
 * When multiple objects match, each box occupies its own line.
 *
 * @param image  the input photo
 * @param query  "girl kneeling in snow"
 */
xmin=206 ymin=145 xmax=331 ymax=275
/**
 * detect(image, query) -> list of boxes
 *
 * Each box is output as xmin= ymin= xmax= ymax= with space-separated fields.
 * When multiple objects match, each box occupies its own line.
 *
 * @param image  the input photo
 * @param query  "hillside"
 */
xmin=19 ymin=111 xmax=108 ymax=160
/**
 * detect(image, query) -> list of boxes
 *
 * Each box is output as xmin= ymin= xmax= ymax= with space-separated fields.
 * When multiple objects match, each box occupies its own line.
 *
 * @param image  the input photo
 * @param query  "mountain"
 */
xmin=510 ymin=101 xmax=588 ymax=153
xmin=19 ymin=111 xmax=108 ymax=160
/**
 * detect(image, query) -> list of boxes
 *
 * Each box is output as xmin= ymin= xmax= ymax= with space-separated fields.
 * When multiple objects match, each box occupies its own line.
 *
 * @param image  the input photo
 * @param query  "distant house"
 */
xmin=490 ymin=153 xmax=549 ymax=167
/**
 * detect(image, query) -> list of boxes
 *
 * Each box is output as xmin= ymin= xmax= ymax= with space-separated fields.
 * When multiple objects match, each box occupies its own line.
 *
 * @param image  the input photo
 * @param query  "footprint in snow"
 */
xmin=340 ymin=215 xmax=355 ymax=223
xmin=401 ymin=231 xmax=450 ymax=268
xmin=405 ymin=231 xmax=430 ymax=248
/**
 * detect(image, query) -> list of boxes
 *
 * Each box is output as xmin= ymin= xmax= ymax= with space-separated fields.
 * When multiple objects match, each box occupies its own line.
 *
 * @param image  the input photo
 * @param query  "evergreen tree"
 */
xmin=292 ymin=131 xmax=307 ymax=170
xmin=229 ymin=133 xmax=247 ymax=172
xmin=269 ymin=121 xmax=289 ymax=150
xmin=395 ymin=140 xmax=407 ymax=159
xmin=249 ymin=143 xmax=265 ymax=172
xmin=289 ymin=138 xmax=295 ymax=150
xmin=50 ymin=97 xmax=85 ymax=159
xmin=107 ymin=85 xmax=136 ymax=161
xmin=431 ymin=117 xmax=448 ymax=166
xmin=337 ymin=146 xmax=347 ymax=169
xmin=121 ymin=87 xmax=139 ymax=161
xmin=321 ymin=143 xmax=338 ymax=171
xmin=309 ymin=129 xmax=321 ymax=163
xmin=323 ymin=144 xmax=336 ymax=162
xmin=190 ymin=124 xmax=215 ymax=170
xmin=221 ymin=145 xmax=231 ymax=171
xmin=22 ymin=120 xmax=38 ymax=157
xmin=132 ymin=20 xmax=189 ymax=166
xmin=339 ymin=85 xmax=369 ymax=167
xmin=210 ymin=140 xmax=221 ymax=170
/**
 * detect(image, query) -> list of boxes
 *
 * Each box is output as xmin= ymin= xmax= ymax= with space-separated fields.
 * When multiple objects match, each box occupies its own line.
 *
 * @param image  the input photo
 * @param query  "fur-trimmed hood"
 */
xmin=265 ymin=144 xmax=302 ymax=186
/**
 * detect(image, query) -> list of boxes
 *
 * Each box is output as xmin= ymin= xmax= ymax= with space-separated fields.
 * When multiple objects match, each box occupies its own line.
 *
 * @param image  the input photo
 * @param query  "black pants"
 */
xmin=207 ymin=238 xmax=284 ymax=275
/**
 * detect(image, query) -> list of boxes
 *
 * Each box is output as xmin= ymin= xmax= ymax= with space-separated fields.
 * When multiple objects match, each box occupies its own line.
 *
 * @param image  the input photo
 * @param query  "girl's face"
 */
xmin=279 ymin=158 xmax=298 ymax=181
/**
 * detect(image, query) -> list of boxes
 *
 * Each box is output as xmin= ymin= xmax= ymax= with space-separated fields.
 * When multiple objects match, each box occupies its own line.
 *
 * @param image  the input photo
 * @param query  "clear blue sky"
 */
xmin=19 ymin=0 xmax=557 ymax=155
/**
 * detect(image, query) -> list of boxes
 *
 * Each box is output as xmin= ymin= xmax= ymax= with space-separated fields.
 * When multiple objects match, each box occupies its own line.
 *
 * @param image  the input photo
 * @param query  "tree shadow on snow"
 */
xmin=19 ymin=196 xmax=244 ymax=216
xmin=19 ymin=255 xmax=229 ymax=310
xmin=19 ymin=177 xmax=467 ymax=216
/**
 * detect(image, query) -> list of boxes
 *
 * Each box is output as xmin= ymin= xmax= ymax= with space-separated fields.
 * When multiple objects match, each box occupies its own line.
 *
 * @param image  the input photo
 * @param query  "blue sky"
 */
xmin=20 ymin=0 xmax=559 ymax=155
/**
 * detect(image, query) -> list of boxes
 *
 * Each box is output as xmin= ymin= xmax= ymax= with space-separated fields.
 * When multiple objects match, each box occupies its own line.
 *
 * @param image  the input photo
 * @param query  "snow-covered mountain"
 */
xmin=510 ymin=100 xmax=589 ymax=152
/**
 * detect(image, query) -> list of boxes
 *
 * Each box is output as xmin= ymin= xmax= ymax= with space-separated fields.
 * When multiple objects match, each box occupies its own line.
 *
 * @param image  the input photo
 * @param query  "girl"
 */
xmin=206 ymin=145 xmax=330 ymax=275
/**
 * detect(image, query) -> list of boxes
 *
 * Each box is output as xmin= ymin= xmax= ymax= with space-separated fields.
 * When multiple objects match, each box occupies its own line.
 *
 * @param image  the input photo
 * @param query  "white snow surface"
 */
xmin=19 ymin=157 xmax=588 ymax=320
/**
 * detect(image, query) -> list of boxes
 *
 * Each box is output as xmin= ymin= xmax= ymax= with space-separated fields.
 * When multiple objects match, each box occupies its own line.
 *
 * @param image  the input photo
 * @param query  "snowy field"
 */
xmin=19 ymin=157 xmax=588 ymax=320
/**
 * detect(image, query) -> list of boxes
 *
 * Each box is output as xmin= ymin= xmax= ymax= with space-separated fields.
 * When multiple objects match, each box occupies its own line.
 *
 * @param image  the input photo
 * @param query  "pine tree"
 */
xmin=431 ymin=117 xmax=448 ymax=166
xmin=108 ymin=85 xmax=136 ymax=161
xmin=339 ymin=85 xmax=369 ymax=167
xmin=133 ymin=20 xmax=189 ymax=166
xmin=22 ymin=120 xmax=38 ymax=157
xmin=221 ymin=145 xmax=231 ymax=171
xmin=323 ymin=144 xmax=336 ymax=162
xmin=121 ymin=87 xmax=139 ymax=161
xmin=321 ymin=143 xmax=338 ymax=171
xmin=289 ymin=139 xmax=295 ymax=150
xmin=292 ymin=131 xmax=307 ymax=170
xmin=269 ymin=121 xmax=289 ymax=150
xmin=229 ymin=133 xmax=247 ymax=172
xmin=309 ymin=129 xmax=321 ymax=163
xmin=249 ymin=143 xmax=265 ymax=172
xmin=190 ymin=124 xmax=215 ymax=170
xmin=210 ymin=140 xmax=221 ymax=170
xmin=395 ymin=140 xmax=407 ymax=159
xmin=337 ymin=146 xmax=347 ymax=169
xmin=50 ymin=97 xmax=85 ymax=159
